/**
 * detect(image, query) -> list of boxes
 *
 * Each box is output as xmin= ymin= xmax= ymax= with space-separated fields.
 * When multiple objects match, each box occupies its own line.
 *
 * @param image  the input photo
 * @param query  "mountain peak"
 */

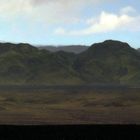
xmin=103 ymin=39 xmax=124 ymax=43
xmin=90 ymin=40 xmax=131 ymax=50
xmin=103 ymin=39 xmax=130 ymax=46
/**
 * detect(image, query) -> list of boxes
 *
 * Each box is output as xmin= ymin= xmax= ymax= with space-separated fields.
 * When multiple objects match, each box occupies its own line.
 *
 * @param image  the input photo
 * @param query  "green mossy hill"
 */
xmin=0 ymin=40 xmax=139 ymax=85
xmin=74 ymin=40 xmax=140 ymax=85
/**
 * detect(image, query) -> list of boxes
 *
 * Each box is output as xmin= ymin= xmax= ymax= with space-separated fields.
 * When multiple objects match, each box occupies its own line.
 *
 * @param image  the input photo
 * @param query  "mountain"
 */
xmin=38 ymin=45 xmax=89 ymax=54
xmin=0 ymin=43 xmax=81 ymax=85
xmin=138 ymin=48 xmax=140 ymax=52
xmin=74 ymin=40 xmax=140 ymax=85
xmin=0 ymin=40 xmax=139 ymax=85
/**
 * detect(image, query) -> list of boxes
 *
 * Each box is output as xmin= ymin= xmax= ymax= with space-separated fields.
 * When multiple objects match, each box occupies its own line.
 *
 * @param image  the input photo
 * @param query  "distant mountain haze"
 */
xmin=38 ymin=45 xmax=89 ymax=54
xmin=0 ymin=40 xmax=139 ymax=85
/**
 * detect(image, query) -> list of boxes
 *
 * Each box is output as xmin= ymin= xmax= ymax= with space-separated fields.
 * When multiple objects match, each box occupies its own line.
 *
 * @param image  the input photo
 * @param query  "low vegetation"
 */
xmin=0 ymin=40 xmax=140 ymax=85
xmin=0 ymin=86 xmax=139 ymax=124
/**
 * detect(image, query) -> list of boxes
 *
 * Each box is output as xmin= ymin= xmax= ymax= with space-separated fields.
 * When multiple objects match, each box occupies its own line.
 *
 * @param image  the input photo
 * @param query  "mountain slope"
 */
xmin=0 ymin=40 xmax=139 ymax=85
xmin=0 ymin=43 xmax=82 ymax=85
xmin=74 ymin=40 xmax=140 ymax=85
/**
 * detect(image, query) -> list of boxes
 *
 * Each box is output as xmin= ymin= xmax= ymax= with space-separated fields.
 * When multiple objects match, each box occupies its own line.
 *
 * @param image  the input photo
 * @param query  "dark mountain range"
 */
xmin=138 ymin=48 xmax=140 ymax=52
xmin=74 ymin=40 xmax=140 ymax=85
xmin=38 ymin=45 xmax=89 ymax=54
xmin=0 ymin=40 xmax=139 ymax=85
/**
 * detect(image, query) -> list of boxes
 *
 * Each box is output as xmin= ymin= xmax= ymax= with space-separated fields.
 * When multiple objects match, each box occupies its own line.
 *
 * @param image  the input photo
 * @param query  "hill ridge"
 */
xmin=0 ymin=40 xmax=139 ymax=85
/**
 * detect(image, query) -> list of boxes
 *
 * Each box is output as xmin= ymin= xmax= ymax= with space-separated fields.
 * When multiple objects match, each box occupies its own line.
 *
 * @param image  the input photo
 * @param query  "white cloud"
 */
xmin=54 ymin=7 xmax=140 ymax=36
xmin=0 ymin=0 xmax=115 ymax=24
xmin=31 ymin=0 xmax=111 ymax=6
xmin=0 ymin=1 xmax=33 ymax=18
xmin=120 ymin=6 xmax=136 ymax=14
xmin=0 ymin=1 xmax=139 ymax=37
xmin=31 ymin=0 xmax=116 ymax=24
xmin=54 ymin=27 xmax=66 ymax=35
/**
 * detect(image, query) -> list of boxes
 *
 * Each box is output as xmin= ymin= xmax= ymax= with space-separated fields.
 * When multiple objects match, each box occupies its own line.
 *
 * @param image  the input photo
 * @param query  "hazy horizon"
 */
xmin=0 ymin=39 xmax=139 ymax=49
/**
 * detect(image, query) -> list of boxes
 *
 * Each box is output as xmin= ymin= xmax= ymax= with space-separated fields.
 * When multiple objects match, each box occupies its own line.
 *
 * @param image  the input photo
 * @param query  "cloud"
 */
xmin=0 ymin=0 xmax=115 ymax=24
xmin=31 ymin=0 xmax=111 ymax=5
xmin=54 ymin=7 xmax=140 ymax=36
xmin=30 ymin=0 xmax=115 ymax=24
xmin=120 ymin=6 xmax=136 ymax=14
xmin=0 ymin=1 xmax=139 ymax=38
xmin=0 ymin=0 xmax=35 ymax=21
xmin=54 ymin=27 xmax=66 ymax=35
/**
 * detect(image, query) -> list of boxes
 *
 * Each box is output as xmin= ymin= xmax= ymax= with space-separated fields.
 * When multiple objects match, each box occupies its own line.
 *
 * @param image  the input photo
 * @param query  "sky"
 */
xmin=0 ymin=0 xmax=140 ymax=48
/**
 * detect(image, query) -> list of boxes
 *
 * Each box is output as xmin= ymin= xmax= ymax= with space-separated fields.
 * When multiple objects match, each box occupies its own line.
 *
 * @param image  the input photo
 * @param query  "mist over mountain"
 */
xmin=38 ymin=45 xmax=89 ymax=54
xmin=0 ymin=40 xmax=139 ymax=85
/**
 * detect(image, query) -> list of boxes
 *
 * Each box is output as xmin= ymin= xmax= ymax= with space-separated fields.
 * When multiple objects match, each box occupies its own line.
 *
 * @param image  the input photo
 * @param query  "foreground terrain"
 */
xmin=0 ymin=85 xmax=139 ymax=124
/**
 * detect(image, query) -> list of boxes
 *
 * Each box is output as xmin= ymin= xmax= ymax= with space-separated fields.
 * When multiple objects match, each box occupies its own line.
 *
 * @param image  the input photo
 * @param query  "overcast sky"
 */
xmin=0 ymin=0 xmax=140 ymax=48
